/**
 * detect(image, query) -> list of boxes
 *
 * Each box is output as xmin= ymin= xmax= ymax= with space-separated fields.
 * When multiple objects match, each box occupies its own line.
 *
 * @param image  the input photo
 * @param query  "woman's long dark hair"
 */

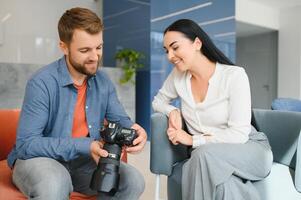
xmin=164 ymin=19 xmax=234 ymax=65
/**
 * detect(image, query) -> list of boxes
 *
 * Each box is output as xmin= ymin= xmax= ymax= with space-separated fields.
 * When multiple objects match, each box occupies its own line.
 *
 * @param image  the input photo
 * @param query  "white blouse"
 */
xmin=152 ymin=63 xmax=251 ymax=148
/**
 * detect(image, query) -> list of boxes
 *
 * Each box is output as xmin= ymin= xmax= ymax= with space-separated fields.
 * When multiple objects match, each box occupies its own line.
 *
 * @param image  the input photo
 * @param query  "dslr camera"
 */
xmin=90 ymin=122 xmax=137 ymax=195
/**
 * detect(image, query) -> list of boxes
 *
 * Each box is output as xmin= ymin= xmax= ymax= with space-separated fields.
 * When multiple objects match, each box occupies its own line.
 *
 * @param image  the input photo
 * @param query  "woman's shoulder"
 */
xmin=168 ymin=68 xmax=188 ymax=80
xmin=217 ymin=63 xmax=247 ymax=77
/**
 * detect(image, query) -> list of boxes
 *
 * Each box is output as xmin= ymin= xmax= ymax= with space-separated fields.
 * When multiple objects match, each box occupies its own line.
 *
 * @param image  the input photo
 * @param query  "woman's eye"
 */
xmin=172 ymin=46 xmax=178 ymax=51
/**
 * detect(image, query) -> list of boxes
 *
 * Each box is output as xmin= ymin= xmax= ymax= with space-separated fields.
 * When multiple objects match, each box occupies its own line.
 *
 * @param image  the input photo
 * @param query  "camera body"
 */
xmin=90 ymin=122 xmax=137 ymax=195
xmin=101 ymin=122 xmax=137 ymax=146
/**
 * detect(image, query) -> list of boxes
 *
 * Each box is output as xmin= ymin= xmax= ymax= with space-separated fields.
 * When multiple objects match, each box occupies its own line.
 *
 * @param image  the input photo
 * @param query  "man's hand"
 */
xmin=90 ymin=140 xmax=108 ymax=164
xmin=168 ymin=109 xmax=182 ymax=130
xmin=126 ymin=123 xmax=147 ymax=154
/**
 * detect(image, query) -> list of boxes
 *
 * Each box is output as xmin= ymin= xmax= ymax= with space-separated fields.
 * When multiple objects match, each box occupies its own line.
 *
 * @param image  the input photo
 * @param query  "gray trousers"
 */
xmin=12 ymin=156 xmax=145 ymax=200
xmin=182 ymin=130 xmax=273 ymax=200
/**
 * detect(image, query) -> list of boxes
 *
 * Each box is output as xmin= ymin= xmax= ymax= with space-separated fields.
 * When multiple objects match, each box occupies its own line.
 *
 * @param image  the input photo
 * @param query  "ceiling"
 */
xmin=236 ymin=22 xmax=276 ymax=38
xmin=236 ymin=0 xmax=301 ymax=38
xmin=247 ymin=0 xmax=301 ymax=9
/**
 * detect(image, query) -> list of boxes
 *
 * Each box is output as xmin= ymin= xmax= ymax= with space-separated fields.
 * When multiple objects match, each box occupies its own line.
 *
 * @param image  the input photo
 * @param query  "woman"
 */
xmin=152 ymin=19 xmax=273 ymax=200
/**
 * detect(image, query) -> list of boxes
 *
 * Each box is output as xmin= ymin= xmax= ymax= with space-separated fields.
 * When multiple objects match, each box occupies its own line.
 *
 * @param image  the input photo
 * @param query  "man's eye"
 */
xmin=97 ymin=46 xmax=103 ymax=50
xmin=80 ymin=49 xmax=88 ymax=53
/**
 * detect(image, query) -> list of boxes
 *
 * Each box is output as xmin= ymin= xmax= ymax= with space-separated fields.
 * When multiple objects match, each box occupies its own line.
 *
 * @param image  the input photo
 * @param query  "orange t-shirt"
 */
xmin=72 ymin=80 xmax=89 ymax=138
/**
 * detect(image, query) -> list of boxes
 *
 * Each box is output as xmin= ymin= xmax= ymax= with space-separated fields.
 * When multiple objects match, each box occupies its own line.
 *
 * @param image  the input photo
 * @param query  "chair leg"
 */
xmin=155 ymin=174 xmax=161 ymax=200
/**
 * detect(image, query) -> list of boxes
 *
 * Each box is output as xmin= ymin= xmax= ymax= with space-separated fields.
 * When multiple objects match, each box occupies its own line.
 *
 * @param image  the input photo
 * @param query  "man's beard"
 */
xmin=68 ymin=53 xmax=100 ymax=76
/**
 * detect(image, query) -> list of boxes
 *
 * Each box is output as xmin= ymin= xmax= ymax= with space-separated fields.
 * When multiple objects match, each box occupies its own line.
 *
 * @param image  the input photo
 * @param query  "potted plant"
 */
xmin=115 ymin=48 xmax=144 ymax=85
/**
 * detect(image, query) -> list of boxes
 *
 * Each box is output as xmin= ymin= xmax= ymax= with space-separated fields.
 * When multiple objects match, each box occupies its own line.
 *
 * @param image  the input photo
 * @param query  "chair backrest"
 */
xmin=0 ymin=109 xmax=20 ymax=160
xmin=251 ymin=109 xmax=301 ymax=169
xmin=271 ymin=98 xmax=301 ymax=112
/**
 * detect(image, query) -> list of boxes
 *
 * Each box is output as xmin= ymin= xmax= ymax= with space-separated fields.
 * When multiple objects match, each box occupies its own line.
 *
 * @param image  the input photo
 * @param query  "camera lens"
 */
xmin=90 ymin=143 xmax=121 ymax=194
xmin=90 ymin=122 xmax=137 ymax=195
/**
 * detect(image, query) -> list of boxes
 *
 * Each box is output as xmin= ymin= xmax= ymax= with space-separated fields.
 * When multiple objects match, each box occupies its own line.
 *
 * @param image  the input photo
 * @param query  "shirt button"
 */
xmin=86 ymin=106 xmax=88 ymax=109
xmin=88 ymin=125 xmax=92 ymax=129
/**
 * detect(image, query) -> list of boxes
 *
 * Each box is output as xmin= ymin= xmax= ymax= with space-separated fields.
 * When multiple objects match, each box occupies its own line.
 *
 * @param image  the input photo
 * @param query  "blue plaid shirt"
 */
xmin=7 ymin=56 xmax=133 ymax=168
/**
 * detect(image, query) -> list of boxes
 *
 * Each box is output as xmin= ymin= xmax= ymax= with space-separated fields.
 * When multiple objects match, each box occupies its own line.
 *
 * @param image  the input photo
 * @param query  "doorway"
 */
xmin=236 ymin=21 xmax=278 ymax=109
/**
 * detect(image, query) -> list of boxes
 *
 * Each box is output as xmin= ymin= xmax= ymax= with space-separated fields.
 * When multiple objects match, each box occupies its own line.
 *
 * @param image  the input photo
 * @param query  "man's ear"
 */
xmin=59 ymin=41 xmax=69 ymax=55
xmin=194 ymin=37 xmax=202 ymax=51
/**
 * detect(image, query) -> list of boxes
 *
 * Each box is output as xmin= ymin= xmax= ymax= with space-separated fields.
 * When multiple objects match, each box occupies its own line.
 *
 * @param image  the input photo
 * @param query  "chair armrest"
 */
xmin=252 ymin=109 xmax=301 ymax=192
xmin=296 ymin=132 xmax=301 ymax=192
xmin=150 ymin=113 xmax=189 ymax=176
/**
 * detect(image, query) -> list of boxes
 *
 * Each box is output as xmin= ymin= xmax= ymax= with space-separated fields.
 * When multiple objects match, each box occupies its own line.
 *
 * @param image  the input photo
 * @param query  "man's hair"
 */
xmin=58 ymin=7 xmax=103 ymax=45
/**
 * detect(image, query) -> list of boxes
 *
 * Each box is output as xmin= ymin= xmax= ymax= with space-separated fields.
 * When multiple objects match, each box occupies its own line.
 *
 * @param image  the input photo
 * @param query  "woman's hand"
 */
xmin=168 ymin=109 xmax=190 ymax=145
xmin=167 ymin=127 xmax=193 ymax=146
xmin=168 ymin=109 xmax=182 ymax=130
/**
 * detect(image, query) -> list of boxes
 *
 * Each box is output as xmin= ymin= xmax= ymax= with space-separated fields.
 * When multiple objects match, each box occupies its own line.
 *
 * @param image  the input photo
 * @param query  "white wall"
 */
xmin=0 ymin=0 xmax=102 ymax=65
xmin=278 ymin=6 xmax=301 ymax=99
xmin=236 ymin=0 xmax=301 ymax=99
xmin=236 ymin=0 xmax=279 ymax=30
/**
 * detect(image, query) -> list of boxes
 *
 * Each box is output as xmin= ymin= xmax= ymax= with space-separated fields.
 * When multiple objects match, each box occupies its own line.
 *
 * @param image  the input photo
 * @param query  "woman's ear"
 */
xmin=194 ymin=37 xmax=202 ymax=51
xmin=59 ymin=41 xmax=69 ymax=55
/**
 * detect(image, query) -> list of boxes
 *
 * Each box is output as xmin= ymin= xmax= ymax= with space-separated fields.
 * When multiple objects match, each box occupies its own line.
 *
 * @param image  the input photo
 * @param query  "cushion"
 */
xmin=253 ymin=163 xmax=301 ymax=200
xmin=0 ymin=160 xmax=25 ymax=200
xmin=0 ymin=109 xmax=127 ymax=199
xmin=271 ymin=98 xmax=301 ymax=112
xmin=0 ymin=156 xmax=127 ymax=199
xmin=0 ymin=109 xmax=20 ymax=160
xmin=0 ymin=160 xmax=96 ymax=200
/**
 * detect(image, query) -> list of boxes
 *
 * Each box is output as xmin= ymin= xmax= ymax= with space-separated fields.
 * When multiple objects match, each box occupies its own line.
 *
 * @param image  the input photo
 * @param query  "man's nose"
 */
xmin=89 ymin=49 xmax=100 ymax=61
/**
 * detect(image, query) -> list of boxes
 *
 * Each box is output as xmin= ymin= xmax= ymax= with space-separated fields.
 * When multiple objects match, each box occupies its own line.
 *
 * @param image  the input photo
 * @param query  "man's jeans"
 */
xmin=12 ymin=157 xmax=145 ymax=200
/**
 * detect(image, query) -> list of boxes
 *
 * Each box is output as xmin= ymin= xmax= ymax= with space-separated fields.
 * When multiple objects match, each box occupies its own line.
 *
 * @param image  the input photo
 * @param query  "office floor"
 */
xmin=128 ymin=141 xmax=167 ymax=200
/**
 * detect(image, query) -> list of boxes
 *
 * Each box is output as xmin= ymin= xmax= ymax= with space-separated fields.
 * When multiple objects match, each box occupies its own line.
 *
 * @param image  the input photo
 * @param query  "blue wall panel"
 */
xmin=103 ymin=0 xmax=151 ymax=135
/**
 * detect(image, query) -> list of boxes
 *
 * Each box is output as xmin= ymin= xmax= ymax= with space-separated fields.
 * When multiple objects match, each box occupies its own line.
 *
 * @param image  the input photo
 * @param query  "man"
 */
xmin=7 ymin=7 xmax=147 ymax=200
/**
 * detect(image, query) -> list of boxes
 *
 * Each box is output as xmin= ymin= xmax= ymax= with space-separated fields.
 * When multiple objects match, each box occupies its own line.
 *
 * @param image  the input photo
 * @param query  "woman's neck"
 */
xmin=189 ymin=54 xmax=216 ymax=81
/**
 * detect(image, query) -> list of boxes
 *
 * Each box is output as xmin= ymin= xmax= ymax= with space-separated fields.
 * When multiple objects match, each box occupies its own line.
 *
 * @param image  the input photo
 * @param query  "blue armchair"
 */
xmin=271 ymin=98 xmax=301 ymax=112
xmin=150 ymin=109 xmax=301 ymax=200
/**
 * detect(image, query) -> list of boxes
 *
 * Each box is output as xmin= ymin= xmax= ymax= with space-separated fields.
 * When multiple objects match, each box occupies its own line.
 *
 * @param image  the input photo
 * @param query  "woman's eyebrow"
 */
xmin=169 ymin=41 xmax=177 ymax=47
xmin=163 ymin=41 xmax=178 ymax=49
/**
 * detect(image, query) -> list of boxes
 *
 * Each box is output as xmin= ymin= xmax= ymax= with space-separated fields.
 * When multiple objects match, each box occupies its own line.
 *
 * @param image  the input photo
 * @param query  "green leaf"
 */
xmin=115 ymin=48 xmax=145 ymax=85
